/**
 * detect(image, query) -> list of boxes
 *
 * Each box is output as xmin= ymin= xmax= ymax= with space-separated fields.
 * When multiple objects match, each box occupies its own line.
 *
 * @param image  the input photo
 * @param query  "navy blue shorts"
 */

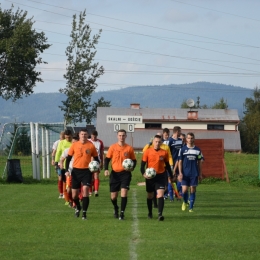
xmin=181 ymin=175 xmax=198 ymax=187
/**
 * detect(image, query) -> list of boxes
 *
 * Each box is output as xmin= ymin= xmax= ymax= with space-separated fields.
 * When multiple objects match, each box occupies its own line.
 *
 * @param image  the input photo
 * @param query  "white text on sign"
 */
xmin=107 ymin=115 xmax=143 ymax=123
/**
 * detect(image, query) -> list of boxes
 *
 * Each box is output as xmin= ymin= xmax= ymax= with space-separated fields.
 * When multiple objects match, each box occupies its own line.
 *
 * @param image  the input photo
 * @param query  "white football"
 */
xmin=145 ymin=168 xmax=156 ymax=178
xmin=122 ymin=159 xmax=134 ymax=171
xmin=88 ymin=161 xmax=100 ymax=172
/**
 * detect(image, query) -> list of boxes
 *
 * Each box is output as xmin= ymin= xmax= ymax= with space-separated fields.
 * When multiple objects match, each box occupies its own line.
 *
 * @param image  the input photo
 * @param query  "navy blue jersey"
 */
xmin=168 ymin=137 xmax=183 ymax=163
xmin=178 ymin=145 xmax=202 ymax=177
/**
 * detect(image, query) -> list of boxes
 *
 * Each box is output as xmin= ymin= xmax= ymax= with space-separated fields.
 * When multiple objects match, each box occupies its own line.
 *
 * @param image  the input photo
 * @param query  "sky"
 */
xmin=1 ymin=0 xmax=260 ymax=93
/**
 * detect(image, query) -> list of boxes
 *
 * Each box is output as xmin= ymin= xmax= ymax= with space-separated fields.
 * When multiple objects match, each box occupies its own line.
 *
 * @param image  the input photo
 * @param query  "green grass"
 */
xmin=0 ymin=152 xmax=259 ymax=259
xmin=0 ymin=182 xmax=260 ymax=260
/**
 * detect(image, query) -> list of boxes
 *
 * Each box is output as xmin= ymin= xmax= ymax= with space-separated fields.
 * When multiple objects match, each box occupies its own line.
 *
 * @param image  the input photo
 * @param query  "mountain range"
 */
xmin=0 ymin=82 xmax=253 ymax=125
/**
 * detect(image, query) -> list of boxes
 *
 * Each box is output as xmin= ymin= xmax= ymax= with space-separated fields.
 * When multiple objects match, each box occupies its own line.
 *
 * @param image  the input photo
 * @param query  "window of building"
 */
xmin=145 ymin=123 xmax=162 ymax=129
xmin=207 ymin=124 xmax=224 ymax=130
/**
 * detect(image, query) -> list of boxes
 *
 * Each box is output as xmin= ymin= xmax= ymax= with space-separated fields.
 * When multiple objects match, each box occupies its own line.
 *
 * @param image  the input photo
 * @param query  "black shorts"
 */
xmin=110 ymin=170 xmax=132 ymax=192
xmin=71 ymin=168 xmax=92 ymax=189
xmin=146 ymin=173 xmax=166 ymax=193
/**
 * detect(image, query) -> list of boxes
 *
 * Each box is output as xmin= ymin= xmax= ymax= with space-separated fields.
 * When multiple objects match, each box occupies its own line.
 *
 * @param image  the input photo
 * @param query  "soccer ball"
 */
xmin=88 ymin=161 xmax=100 ymax=172
xmin=145 ymin=168 xmax=156 ymax=178
xmin=122 ymin=159 xmax=134 ymax=171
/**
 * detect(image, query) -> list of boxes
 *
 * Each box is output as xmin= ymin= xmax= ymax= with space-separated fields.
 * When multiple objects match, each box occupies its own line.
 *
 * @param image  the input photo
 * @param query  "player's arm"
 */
xmin=65 ymin=155 xmax=72 ymax=172
xmin=198 ymin=158 xmax=203 ymax=180
xmin=165 ymin=161 xmax=173 ymax=179
xmin=93 ymin=156 xmax=100 ymax=163
xmin=104 ymin=157 xmax=111 ymax=176
xmin=51 ymin=148 xmax=56 ymax=166
xmin=178 ymin=159 xmax=183 ymax=182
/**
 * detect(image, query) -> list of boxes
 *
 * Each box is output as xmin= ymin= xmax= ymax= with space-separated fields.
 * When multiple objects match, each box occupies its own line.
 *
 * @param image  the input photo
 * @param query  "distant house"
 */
xmin=96 ymin=103 xmax=241 ymax=152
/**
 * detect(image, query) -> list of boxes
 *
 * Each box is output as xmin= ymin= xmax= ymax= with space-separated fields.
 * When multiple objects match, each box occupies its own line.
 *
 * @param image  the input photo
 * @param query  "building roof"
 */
xmin=98 ymin=107 xmax=240 ymax=122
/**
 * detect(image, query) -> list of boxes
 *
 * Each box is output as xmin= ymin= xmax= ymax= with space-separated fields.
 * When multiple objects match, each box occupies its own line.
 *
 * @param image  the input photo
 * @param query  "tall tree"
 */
xmin=60 ymin=10 xmax=109 ymax=125
xmin=239 ymin=86 xmax=260 ymax=153
xmin=211 ymin=97 xmax=228 ymax=109
xmin=0 ymin=7 xmax=50 ymax=101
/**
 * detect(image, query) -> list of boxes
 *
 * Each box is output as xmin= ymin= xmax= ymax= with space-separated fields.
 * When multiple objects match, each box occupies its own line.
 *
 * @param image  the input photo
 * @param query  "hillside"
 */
xmin=0 ymin=82 xmax=252 ymax=125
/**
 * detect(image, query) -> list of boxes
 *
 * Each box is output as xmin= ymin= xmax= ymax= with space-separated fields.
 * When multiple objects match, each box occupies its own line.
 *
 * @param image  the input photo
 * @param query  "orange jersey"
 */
xmin=142 ymin=147 xmax=169 ymax=174
xmin=68 ymin=141 xmax=98 ymax=169
xmin=106 ymin=143 xmax=136 ymax=172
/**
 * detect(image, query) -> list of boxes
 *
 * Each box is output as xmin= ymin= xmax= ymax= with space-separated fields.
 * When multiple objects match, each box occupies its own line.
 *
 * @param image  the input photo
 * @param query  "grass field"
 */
xmin=0 ymin=153 xmax=259 ymax=259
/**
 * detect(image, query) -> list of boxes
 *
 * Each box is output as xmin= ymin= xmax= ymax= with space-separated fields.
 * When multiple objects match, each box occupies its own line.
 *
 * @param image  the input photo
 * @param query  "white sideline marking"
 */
xmin=129 ymin=188 xmax=139 ymax=260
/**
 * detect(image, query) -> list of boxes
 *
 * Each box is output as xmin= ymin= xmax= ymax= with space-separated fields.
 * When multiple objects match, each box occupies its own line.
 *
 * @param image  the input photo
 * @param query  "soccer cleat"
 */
xmin=119 ymin=213 xmax=125 ymax=220
xmin=58 ymin=194 xmax=63 ymax=199
xmin=148 ymin=213 xmax=153 ymax=219
xmin=182 ymin=202 xmax=188 ymax=211
xmin=189 ymin=209 xmax=194 ymax=213
xmin=64 ymin=201 xmax=69 ymax=206
xmin=95 ymin=193 xmax=99 ymax=197
xmin=75 ymin=205 xmax=81 ymax=218
xmin=82 ymin=212 xmax=87 ymax=220
xmin=158 ymin=215 xmax=164 ymax=221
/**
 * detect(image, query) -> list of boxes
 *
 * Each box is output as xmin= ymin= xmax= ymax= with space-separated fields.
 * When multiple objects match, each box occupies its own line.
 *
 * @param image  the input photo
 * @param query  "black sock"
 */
xmin=82 ymin=197 xmax=89 ymax=212
xmin=111 ymin=199 xmax=118 ymax=210
xmin=73 ymin=198 xmax=81 ymax=210
xmin=158 ymin=197 xmax=164 ymax=216
xmin=121 ymin=197 xmax=127 ymax=213
xmin=147 ymin=198 xmax=153 ymax=214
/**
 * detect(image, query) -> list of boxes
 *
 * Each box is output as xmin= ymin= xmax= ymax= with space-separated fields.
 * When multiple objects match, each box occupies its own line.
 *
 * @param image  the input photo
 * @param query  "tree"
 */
xmin=211 ymin=97 xmax=228 ymax=109
xmin=0 ymin=7 xmax=50 ymax=101
xmin=60 ymin=10 xmax=109 ymax=125
xmin=239 ymin=86 xmax=260 ymax=153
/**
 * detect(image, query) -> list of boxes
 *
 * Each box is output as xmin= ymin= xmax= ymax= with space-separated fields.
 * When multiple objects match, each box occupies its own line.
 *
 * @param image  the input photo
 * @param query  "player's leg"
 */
xmin=146 ymin=178 xmax=155 ymax=219
xmin=155 ymin=174 xmax=166 ymax=221
xmin=57 ymin=167 xmax=63 ymax=198
xmin=93 ymin=171 xmax=100 ymax=197
xmin=167 ymin=177 xmax=174 ymax=201
xmin=110 ymin=171 xmax=120 ymax=218
xmin=81 ymin=169 xmax=92 ymax=220
xmin=189 ymin=177 xmax=198 ymax=212
xmin=181 ymin=176 xmax=190 ymax=211
xmin=118 ymin=171 xmax=132 ymax=220
xmin=61 ymin=169 xmax=69 ymax=205
xmin=71 ymin=169 xmax=82 ymax=217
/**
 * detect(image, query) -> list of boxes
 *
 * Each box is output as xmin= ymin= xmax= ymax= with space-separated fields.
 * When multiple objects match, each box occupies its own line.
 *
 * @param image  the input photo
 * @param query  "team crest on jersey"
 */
xmin=159 ymin=156 xmax=164 ymax=161
xmin=85 ymin=149 xmax=91 ymax=154
xmin=124 ymin=152 xmax=129 ymax=157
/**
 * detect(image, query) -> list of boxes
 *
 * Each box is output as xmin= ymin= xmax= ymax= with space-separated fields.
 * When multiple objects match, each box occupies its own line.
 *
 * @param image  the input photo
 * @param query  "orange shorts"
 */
xmin=66 ymin=175 xmax=72 ymax=189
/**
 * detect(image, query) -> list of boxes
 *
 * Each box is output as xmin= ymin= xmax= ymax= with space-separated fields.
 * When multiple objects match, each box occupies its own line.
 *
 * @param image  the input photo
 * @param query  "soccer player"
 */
xmin=88 ymin=130 xmax=104 ymax=197
xmin=54 ymin=130 xmax=72 ymax=204
xmin=168 ymin=126 xmax=183 ymax=199
xmin=141 ymin=134 xmax=173 ymax=221
xmin=104 ymin=129 xmax=136 ymax=220
xmin=60 ymin=133 xmax=79 ymax=208
xmin=144 ymin=132 xmax=174 ymax=202
xmin=51 ymin=131 xmax=65 ymax=198
xmin=178 ymin=132 xmax=203 ymax=212
xmin=162 ymin=128 xmax=170 ymax=145
xmin=65 ymin=128 xmax=99 ymax=220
